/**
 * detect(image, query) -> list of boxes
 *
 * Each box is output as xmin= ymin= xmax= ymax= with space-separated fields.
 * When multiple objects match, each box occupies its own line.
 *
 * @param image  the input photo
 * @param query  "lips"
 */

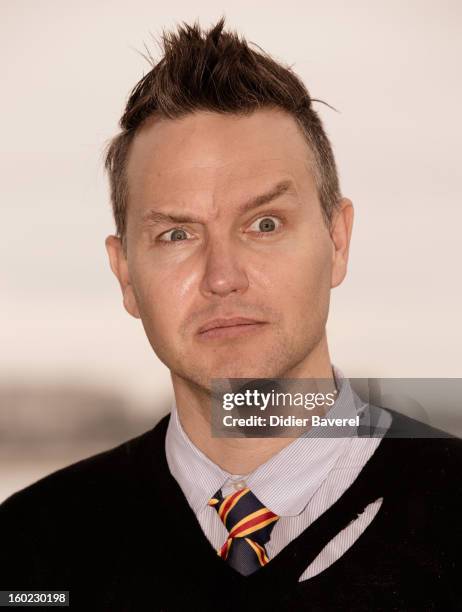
xmin=198 ymin=317 xmax=264 ymax=334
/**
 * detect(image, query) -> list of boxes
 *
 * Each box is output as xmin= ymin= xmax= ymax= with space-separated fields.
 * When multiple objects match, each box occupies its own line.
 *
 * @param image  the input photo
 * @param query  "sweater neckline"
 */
xmin=131 ymin=408 xmax=419 ymax=589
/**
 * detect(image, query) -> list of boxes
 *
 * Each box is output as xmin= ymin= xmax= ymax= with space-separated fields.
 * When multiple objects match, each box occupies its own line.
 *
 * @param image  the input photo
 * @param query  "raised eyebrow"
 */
xmin=236 ymin=180 xmax=296 ymax=215
xmin=141 ymin=180 xmax=297 ymax=226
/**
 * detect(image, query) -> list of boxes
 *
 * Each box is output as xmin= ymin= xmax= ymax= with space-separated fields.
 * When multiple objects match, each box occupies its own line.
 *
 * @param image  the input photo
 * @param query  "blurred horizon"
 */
xmin=0 ymin=380 xmax=170 ymax=503
xmin=1 ymin=377 xmax=461 ymax=503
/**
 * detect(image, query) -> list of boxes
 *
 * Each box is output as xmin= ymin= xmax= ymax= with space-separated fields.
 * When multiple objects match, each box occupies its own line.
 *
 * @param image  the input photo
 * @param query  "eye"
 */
xmin=158 ymin=228 xmax=192 ymax=243
xmin=248 ymin=216 xmax=282 ymax=234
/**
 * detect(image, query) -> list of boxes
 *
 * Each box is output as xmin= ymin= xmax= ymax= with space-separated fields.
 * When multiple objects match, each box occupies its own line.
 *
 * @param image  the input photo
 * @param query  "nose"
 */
xmin=199 ymin=234 xmax=249 ymax=298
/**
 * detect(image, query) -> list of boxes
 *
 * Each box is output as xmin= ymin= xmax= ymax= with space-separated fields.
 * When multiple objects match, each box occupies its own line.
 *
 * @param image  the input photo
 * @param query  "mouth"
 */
xmin=197 ymin=317 xmax=267 ymax=340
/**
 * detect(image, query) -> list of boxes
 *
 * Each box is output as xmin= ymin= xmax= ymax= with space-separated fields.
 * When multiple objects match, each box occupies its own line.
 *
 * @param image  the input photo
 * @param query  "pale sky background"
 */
xmin=2 ymin=0 xmax=461 ymax=417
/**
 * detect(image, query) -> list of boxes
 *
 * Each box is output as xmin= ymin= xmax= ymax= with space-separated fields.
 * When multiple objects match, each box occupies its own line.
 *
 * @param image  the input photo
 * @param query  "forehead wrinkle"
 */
xmin=140 ymin=178 xmax=299 ymax=227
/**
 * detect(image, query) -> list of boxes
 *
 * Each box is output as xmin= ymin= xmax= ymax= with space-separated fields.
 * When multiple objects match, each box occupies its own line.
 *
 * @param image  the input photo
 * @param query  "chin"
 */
xmin=172 ymin=333 xmax=315 ymax=389
xmin=188 ymin=361 xmax=290 ymax=391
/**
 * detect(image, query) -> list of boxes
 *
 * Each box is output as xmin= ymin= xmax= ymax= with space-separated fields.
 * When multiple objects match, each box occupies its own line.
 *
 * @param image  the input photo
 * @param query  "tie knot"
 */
xmin=208 ymin=488 xmax=279 ymax=546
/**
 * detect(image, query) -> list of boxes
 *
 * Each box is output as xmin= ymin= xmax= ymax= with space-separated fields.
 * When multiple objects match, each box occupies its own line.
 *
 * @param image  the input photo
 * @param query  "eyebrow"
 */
xmin=140 ymin=179 xmax=296 ymax=226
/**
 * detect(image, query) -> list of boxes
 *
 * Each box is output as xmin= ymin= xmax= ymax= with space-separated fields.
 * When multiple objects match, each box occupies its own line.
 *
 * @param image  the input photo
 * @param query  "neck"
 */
xmin=171 ymin=334 xmax=335 ymax=474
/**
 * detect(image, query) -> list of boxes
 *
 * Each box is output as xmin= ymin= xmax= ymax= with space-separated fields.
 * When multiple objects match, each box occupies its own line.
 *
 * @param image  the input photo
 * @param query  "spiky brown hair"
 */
xmin=104 ymin=18 xmax=341 ymax=246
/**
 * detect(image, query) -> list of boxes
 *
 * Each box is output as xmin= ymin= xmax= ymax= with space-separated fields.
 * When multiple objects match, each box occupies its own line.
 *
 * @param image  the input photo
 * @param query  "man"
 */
xmin=1 ymin=19 xmax=460 ymax=611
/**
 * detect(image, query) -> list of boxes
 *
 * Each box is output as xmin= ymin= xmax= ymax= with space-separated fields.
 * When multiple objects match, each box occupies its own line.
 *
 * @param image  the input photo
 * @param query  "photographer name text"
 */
xmin=222 ymin=415 xmax=360 ymax=427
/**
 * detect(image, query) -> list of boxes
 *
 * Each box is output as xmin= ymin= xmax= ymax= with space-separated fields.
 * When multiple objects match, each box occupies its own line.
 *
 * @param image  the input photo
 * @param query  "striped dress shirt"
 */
xmin=165 ymin=367 xmax=392 ymax=581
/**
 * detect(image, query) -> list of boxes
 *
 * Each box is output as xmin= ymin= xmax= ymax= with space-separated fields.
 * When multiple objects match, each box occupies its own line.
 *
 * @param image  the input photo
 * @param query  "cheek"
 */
xmin=269 ymin=237 xmax=332 ymax=310
xmin=176 ymin=265 xmax=202 ymax=301
xmin=131 ymin=255 xmax=201 ymax=329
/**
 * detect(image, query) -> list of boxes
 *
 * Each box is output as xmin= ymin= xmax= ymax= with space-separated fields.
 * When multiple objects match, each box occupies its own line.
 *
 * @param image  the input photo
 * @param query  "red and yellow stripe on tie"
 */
xmin=209 ymin=488 xmax=278 ymax=568
xmin=219 ymin=538 xmax=233 ymax=560
xmin=218 ymin=489 xmax=250 ymax=526
xmin=245 ymin=538 xmax=269 ymax=566
xmin=217 ymin=536 xmax=270 ymax=566
xmin=228 ymin=508 xmax=278 ymax=539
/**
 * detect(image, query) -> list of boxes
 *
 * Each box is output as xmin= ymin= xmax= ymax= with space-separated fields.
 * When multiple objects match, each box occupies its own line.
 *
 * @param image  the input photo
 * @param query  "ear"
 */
xmin=330 ymin=198 xmax=354 ymax=288
xmin=105 ymin=235 xmax=141 ymax=319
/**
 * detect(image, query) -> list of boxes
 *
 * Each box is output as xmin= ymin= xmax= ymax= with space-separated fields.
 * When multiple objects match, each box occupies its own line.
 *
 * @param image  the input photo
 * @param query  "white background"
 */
xmin=1 ymin=1 xmax=461 ymax=499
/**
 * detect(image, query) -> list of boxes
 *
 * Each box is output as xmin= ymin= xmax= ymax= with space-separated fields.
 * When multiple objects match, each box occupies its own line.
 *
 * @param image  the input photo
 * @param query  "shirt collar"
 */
xmin=166 ymin=400 xmax=230 ymax=514
xmin=165 ymin=365 xmax=361 ymax=517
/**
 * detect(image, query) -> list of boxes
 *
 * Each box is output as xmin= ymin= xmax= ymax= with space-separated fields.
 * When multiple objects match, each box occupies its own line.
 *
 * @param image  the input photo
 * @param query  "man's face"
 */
xmin=107 ymin=108 xmax=352 ymax=391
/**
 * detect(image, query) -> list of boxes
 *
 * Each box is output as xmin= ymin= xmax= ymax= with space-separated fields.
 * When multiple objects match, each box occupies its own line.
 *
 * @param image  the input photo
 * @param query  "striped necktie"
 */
xmin=208 ymin=487 xmax=279 ymax=576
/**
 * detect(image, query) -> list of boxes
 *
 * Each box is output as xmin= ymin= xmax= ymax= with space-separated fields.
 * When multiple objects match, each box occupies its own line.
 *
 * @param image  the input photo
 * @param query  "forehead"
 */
xmin=125 ymin=108 xmax=317 ymax=213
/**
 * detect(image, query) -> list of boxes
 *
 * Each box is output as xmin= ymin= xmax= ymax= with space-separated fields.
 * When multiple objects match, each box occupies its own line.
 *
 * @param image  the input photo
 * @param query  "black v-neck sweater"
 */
xmin=1 ymin=408 xmax=461 ymax=611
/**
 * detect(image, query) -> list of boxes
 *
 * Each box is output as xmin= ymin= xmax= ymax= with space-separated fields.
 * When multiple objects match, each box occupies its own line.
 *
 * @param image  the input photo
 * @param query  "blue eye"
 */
xmin=158 ymin=228 xmax=191 ymax=242
xmin=248 ymin=216 xmax=281 ymax=233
